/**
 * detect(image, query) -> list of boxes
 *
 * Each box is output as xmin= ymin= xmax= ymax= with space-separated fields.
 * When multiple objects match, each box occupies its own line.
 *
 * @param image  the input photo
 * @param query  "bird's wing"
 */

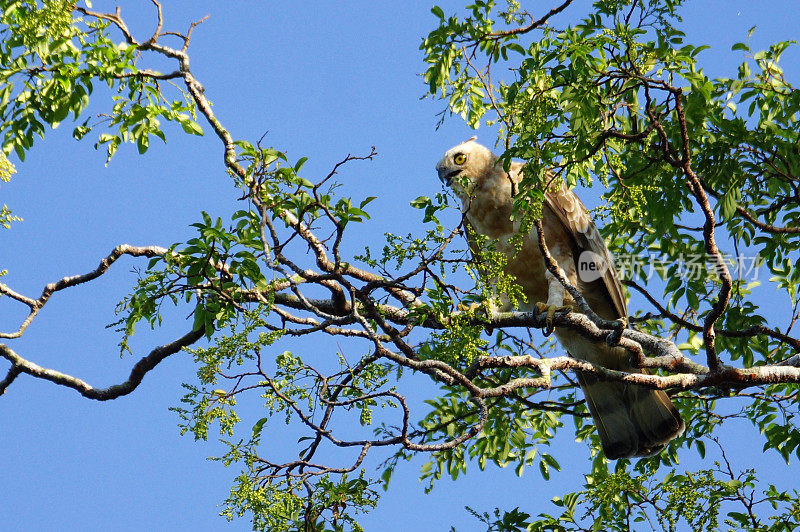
xmin=508 ymin=162 xmax=627 ymax=318
xmin=544 ymin=183 xmax=627 ymax=317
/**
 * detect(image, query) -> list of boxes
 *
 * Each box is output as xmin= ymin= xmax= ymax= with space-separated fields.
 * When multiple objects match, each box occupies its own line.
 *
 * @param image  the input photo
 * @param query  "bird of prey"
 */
xmin=435 ymin=138 xmax=684 ymax=459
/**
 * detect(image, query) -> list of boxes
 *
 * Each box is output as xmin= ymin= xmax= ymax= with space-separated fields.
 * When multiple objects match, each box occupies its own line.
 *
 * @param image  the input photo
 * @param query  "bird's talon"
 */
xmin=606 ymin=316 xmax=629 ymax=347
xmin=535 ymin=302 xmax=574 ymax=336
xmin=456 ymin=301 xmax=482 ymax=313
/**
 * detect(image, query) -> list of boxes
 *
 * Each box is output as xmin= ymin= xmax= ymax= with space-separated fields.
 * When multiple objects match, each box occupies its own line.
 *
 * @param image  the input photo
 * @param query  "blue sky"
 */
xmin=2 ymin=1 xmax=799 ymax=530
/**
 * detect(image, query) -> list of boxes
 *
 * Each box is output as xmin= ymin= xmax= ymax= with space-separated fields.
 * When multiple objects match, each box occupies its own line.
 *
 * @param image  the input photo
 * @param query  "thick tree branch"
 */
xmin=672 ymin=90 xmax=732 ymax=372
xmin=469 ymin=353 xmax=800 ymax=391
xmin=0 ymin=327 xmax=203 ymax=400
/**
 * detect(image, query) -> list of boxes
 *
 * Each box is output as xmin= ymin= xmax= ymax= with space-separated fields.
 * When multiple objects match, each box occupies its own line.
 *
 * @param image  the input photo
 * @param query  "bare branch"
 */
xmin=0 ymin=365 xmax=21 ymax=395
xmin=468 ymin=353 xmax=800 ymax=391
xmin=736 ymin=202 xmax=800 ymax=234
xmin=144 ymin=0 xmax=164 ymax=47
xmin=672 ymin=90 xmax=732 ymax=372
xmin=0 ymin=244 xmax=167 ymax=339
xmin=74 ymin=6 xmax=136 ymax=45
xmin=0 ymin=327 xmax=203 ymax=400
xmin=486 ymin=0 xmax=575 ymax=39
xmin=625 ymin=279 xmax=800 ymax=353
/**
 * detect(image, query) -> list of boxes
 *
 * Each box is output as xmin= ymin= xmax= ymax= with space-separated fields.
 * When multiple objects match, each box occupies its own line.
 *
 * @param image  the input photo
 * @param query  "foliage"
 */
xmin=0 ymin=150 xmax=18 ymax=228
xmin=2 ymin=1 xmax=800 ymax=531
xmin=0 ymin=0 xmax=202 ymax=163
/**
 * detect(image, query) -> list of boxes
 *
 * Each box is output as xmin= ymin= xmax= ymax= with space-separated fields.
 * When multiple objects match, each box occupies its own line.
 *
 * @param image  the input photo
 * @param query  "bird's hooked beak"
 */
xmin=437 ymin=166 xmax=461 ymax=187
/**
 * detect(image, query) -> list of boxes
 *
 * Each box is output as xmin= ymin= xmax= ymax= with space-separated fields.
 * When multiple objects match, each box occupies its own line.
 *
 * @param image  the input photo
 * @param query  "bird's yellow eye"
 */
xmin=453 ymin=153 xmax=467 ymax=165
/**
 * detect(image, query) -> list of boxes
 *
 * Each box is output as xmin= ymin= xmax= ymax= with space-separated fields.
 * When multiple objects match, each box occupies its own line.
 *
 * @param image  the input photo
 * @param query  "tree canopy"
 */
xmin=2 ymin=1 xmax=800 ymax=530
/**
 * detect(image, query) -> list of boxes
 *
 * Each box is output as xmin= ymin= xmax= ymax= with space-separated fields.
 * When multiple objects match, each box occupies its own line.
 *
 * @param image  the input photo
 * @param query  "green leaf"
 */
xmin=293 ymin=156 xmax=308 ymax=172
xmin=252 ymin=417 xmax=268 ymax=437
xmin=180 ymin=119 xmax=203 ymax=136
xmin=410 ymin=196 xmax=430 ymax=209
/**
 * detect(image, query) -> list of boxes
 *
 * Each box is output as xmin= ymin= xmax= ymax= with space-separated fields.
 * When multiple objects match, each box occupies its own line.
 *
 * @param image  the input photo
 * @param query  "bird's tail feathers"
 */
xmin=626 ymin=383 xmax=685 ymax=451
xmin=577 ymin=370 xmax=684 ymax=460
xmin=577 ymin=371 xmax=638 ymax=460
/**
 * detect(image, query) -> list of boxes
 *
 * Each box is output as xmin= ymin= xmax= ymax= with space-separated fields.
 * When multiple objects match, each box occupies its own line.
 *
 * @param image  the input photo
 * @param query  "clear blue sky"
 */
xmin=2 ymin=1 xmax=799 ymax=530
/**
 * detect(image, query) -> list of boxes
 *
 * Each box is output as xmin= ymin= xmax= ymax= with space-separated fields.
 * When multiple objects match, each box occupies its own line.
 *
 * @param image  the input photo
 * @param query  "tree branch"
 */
xmin=0 ymin=244 xmax=167 ymax=339
xmin=0 ymin=327 xmax=203 ymax=400
xmin=486 ymin=0 xmax=575 ymax=39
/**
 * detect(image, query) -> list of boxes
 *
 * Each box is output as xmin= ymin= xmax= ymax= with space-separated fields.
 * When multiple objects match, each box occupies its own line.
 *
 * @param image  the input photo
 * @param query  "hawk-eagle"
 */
xmin=436 ymin=138 xmax=684 ymax=459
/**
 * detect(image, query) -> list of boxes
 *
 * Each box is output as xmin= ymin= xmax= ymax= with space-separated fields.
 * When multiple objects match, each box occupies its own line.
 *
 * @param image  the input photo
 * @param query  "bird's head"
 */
xmin=435 ymin=137 xmax=497 ymax=197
